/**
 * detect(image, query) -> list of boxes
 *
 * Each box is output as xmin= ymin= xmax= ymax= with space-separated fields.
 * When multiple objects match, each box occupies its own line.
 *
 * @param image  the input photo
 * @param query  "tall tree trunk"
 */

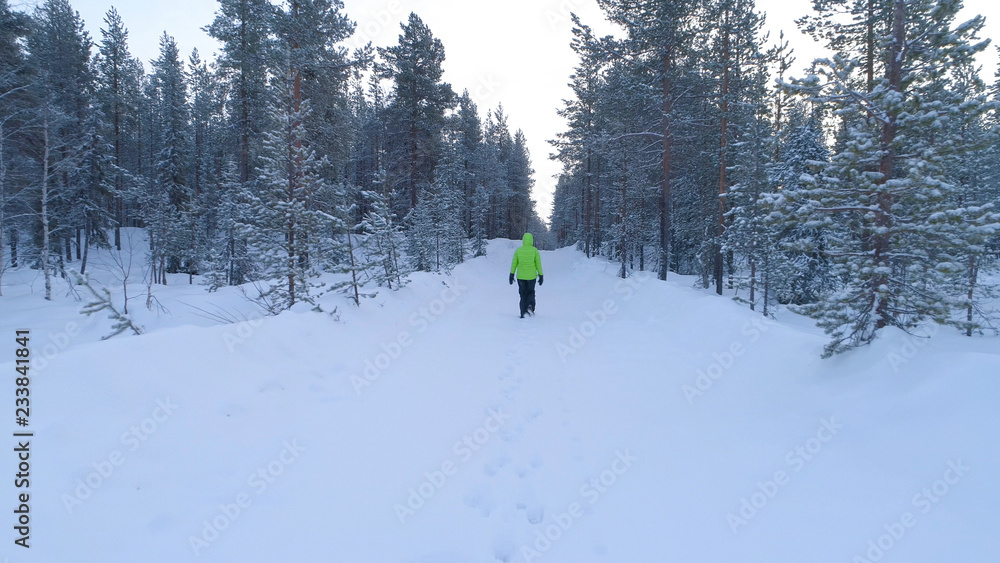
xmin=866 ymin=0 xmax=876 ymax=93
xmin=227 ymin=234 xmax=235 ymax=285
xmin=774 ymin=34 xmax=788 ymax=161
xmin=287 ymin=0 xmax=303 ymax=307
xmin=113 ymin=59 xmax=122 ymax=250
xmin=619 ymin=145 xmax=628 ymax=278
xmin=873 ymin=0 xmax=904 ymax=329
xmin=287 ymin=143 xmax=297 ymax=306
xmin=348 ymin=231 xmax=361 ymax=306
xmin=584 ymin=148 xmax=592 ymax=258
xmin=659 ymin=49 xmax=674 ymax=281
xmin=239 ymin=16 xmax=250 ymax=185
xmin=146 ymin=252 xmax=155 ymax=309
xmin=410 ymin=120 xmax=418 ymax=210
xmin=715 ymin=9 xmax=731 ymax=296
xmin=115 ymin=196 xmax=122 ymax=248
xmin=41 ymin=112 xmax=52 ymax=301
xmin=136 ymin=92 xmax=144 ymax=179
xmin=966 ymin=255 xmax=977 ymax=337
xmin=594 ymin=156 xmax=601 ymax=255
xmin=0 ymin=121 xmax=6 ymax=296
xmin=81 ymin=218 xmax=90 ymax=275
xmin=149 ymin=231 xmax=157 ymax=286
xmin=763 ymin=250 xmax=770 ymax=317
xmin=195 ymin=122 xmax=203 ymax=198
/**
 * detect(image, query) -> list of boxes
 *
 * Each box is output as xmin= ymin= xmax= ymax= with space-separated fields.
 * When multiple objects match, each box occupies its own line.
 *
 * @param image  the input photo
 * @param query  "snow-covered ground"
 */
xmin=1 ymin=233 xmax=998 ymax=562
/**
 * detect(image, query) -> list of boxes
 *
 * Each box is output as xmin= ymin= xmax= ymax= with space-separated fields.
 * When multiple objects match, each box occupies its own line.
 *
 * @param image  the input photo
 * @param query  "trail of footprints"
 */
xmin=463 ymin=331 xmax=581 ymax=562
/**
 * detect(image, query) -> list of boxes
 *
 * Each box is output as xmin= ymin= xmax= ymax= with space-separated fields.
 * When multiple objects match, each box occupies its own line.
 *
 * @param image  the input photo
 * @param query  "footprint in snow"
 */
xmin=500 ymin=424 xmax=524 ymax=444
xmin=483 ymin=453 xmax=511 ymax=477
xmin=526 ymin=504 xmax=546 ymax=525
xmin=463 ymin=483 xmax=497 ymax=518
xmin=499 ymin=365 xmax=514 ymax=380
xmin=530 ymin=454 xmax=544 ymax=469
xmin=492 ymin=534 xmax=516 ymax=562
xmin=512 ymin=483 xmax=545 ymax=523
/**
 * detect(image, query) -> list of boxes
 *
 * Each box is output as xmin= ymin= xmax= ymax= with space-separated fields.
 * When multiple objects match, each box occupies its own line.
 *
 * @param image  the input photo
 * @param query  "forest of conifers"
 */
xmin=1 ymin=0 xmax=999 ymax=355
xmin=0 ymin=0 xmax=542 ymax=310
xmin=551 ymin=0 xmax=1000 ymax=354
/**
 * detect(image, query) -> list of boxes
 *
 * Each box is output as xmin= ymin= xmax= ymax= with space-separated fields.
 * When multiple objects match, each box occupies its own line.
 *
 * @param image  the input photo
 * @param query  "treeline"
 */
xmin=551 ymin=0 xmax=1000 ymax=355
xmin=0 ymin=0 xmax=545 ymax=308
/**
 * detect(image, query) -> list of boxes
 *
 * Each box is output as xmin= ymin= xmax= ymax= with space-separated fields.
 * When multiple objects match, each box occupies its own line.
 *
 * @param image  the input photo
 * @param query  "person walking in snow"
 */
xmin=509 ymin=233 xmax=544 ymax=318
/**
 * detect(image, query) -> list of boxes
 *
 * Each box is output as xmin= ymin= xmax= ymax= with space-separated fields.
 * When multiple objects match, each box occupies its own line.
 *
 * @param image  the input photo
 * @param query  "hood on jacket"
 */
xmin=522 ymin=232 xmax=534 ymax=247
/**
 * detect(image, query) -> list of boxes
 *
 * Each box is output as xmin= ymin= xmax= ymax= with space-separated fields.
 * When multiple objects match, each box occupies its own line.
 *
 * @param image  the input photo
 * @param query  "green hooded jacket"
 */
xmin=511 ymin=233 xmax=543 ymax=280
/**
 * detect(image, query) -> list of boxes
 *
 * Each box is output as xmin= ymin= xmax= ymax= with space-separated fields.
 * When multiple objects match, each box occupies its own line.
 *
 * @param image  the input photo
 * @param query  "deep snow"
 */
xmin=0 ymin=234 xmax=998 ymax=562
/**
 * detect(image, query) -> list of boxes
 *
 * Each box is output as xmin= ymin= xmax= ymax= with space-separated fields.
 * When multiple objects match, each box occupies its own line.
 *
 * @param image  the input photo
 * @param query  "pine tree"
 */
xmin=469 ymin=184 xmax=489 ymax=258
xmin=324 ymin=182 xmax=376 ymax=306
xmin=936 ymin=58 xmax=1000 ymax=335
xmin=593 ymin=0 xmax=699 ymax=279
xmin=243 ymin=0 xmax=356 ymax=309
xmin=147 ymin=33 xmax=193 ymax=282
xmin=206 ymin=160 xmax=255 ymax=289
xmin=0 ymin=0 xmax=31 ymax=295
xmin=206 ymin=0 xmax=273 ymax=188
xmin=361 ymin=184 xmax=408 ymax=289
xmin=724 ymin=48 xmax=773 ymax=310
xmin=77 ymin=107 xmax=114 ymax=276
xmin=553 ymin=20 xmax=605 ymax=257
xmin=797 ymin=0 xmax=894 ymax=93
xmin=762 ymin=106 xmax=835 ymax=309
xmin=26 ymin=0 xmax=95 ymax=296
xmin=790 ymin=0 xmax=999 ymax=355
xmin=246 ymin=96 xmax=329 ymax=310
xmin=95 ymin=7 xmax=141 ymax=250
xmin=271 ymin=0 xmax=356 ymax=174
xmin=506 ymin=130 xmax=534 ymax=240
xmin=377 ymin=12 xmax=455 ymax=213
xmin=453 ymin=90 xmax=482 ymax=235
xmin=188 ymin=48 xmax=226 ymax=282
xmin=701 ymin=0 xmax=768 ymax=294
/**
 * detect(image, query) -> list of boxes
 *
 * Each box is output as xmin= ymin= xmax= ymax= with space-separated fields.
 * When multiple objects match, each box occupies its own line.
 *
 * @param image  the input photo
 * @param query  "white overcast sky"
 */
xmin=16 ymin=0 xmax=1000 ymax=222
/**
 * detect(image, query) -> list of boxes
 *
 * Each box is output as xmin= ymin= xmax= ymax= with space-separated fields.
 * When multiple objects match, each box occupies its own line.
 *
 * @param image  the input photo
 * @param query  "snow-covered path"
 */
xmin=7 ymin=240 xmax=1000 ymax=562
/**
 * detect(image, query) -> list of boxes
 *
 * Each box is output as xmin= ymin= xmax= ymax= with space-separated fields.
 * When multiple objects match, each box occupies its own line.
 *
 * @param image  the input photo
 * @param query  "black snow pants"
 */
xmin=517 ymin=279 xmax=536 ymax=317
